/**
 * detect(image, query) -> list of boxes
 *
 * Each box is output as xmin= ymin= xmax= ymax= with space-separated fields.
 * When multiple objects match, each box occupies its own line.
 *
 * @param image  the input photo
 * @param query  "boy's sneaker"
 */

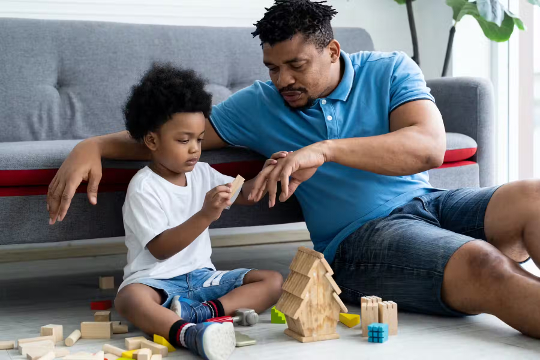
xmin=184 ymin=322 xmax=236 ymax=360
xmin=170 ymin=296 xmax=212 ymax=323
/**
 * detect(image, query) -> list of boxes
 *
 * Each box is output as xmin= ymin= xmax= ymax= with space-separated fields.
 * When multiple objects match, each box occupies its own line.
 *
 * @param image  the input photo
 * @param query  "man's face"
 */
xmin=263 ymin=34 xmax=335 ymax=109
xmin=147 ymin=112 xmax=205 ymax=174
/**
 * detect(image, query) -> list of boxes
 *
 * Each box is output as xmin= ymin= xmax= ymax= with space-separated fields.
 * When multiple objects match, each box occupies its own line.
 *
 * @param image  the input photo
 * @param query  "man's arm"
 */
xmin=322 ymin=100 xmax=446 ymax=175
xmin=47 ymin=119 xmax=227 ymax=224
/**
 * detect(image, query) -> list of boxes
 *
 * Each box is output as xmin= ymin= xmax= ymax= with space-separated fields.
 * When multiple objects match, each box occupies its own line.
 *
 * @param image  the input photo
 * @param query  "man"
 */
xmin=48 ymin=0 xmax=540 ymax=338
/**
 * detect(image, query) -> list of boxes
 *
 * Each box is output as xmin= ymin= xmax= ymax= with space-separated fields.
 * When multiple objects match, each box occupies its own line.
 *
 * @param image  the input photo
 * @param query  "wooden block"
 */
xmin=0 ymin=340 xmax=15 ymax=350
xmin=112 ymin=322 xmax=128 ymax=334
xmin=105 ymin=354 xmax=119 ymax=360
xmin=20 ymin=341 xmax=55 ymax=356
xmin=135 ymin=349 xmax=151 ymax=360
xmin=150 ymin=355 xmax=162 ymax=360
xmin=125 ymin=337 xmax=147 ymax=351
xmin=91 ymin=300 xmax=112 ymax=310
xmin=102 ymin=345 xmax=125 ymax=357
xmin=99 ymin=276 xmax=115 ymax=290
xmin=283 ymin=329 xmax=339 ymax=343
xmin=152 ymin=336 xmax=175 ymax=353
xmin=121 ymin=350 xmax=139 ymax=359
xmin=25 ymin=345 xmax=55 ymax=360
xmin=65 ymin=330 xmax=81 ymax=347
xmin=55 ymin=348 xmax=70 ymax=358
xmin=361 ymin=302 xmax=379 ymax=337
xmin=41 ymin=324 xmax=63 ymax=343
xmin=94 ymin=311 xmax=111 ymax=322
xmin=388 ymin=301 xmax=398 ymax=336
xmin=230 ymin=175 xmax=245 ymax=199
xmin=18 ymin=336 xmax=55 ymax=348
xmin=81 ymin=322 xmax=113 ymax=339
xmin=37 ymin=351 xmax=56 ymax=360
xmin=339 ymin=313 xmax=360 ymax=328
xmin=33 ymin=351 xmax=56 ymax=360
xmin=140 ymin=340 xmax=167 ymax=357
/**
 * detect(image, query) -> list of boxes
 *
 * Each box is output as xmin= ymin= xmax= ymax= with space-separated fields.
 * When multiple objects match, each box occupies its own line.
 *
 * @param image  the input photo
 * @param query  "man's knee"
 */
xmin=462 ymin=242 xmax=515 ymax=283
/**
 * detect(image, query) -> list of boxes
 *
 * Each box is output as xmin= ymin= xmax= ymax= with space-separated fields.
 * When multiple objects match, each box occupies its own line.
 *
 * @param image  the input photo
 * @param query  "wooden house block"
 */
xmin=94 ymin=311 xmax=111 ymax=322
xmin=81 ymin=322 xmax=113 ymax=339
xmin=140 ymin=340 xmax=167 ymax=357
xmin=361 ymin=302 xmax=379 ymax=337
xmin=230 ymin=175 xmax=245 ymax=200
xmin=36 ymin=351 xmax=56 ymax=360
xmin=18 ymin=336 xmax=55 ymax=348
xmin=0 ymin=341 xmax=15 ymax=350
xmin=112 ymin=322 xmax=128 ymax=334
xmin=102 ymin=344 xmax=125 ymax=357
xmin=152 ymin=336 xmax=175 ymax=353
xmin=55 ymin=349 xmax=70 ymax=358
xmin=99 ymin=277 xmax=115 ymax=290
xmin=41 ymin=324 xmax=63 ymax=343
xmin=276 ymin=246 xmax=347 ymax=343
xmin=65 ymin=330 xmax=81 ymax=347
xmin=134 ymin=349 xmax=151 ymax=360
xmin=19 ymin=341 xmax=55 ymax=356
xmin=125 ymin=337 xmax=147 ymax=350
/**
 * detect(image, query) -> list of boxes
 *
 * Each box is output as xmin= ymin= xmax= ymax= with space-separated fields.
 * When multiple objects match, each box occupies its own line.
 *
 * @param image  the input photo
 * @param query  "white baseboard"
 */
xmin=0 ymin=223 xmax=310 ymax=263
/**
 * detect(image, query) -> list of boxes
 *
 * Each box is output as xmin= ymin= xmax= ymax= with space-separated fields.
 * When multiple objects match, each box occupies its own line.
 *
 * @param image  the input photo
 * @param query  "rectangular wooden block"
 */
xmin=0 ymin=340 xmax=15 ymax=350
xmin=20 ymin=341 xmax=55 ymax=356
xmin=55 ymin=349 xmax=70 ymax=358
xmin=230 ymin=175 xmax=245 ymax=199
xmin=125 ymin=337 xmax=147 ymax=351
xmin=134 ymin=349 xmax=151 ymax=360
xmin=27 ymin=348 xmax=54 ymax=360
xmin=81 ymin=322 xmax=113 ymax=339
xmin=18 ymin=336 xmax=55 ymax=348
xmin=94 ymin=311 xmax=111 ymax=322
xmin=150 ymin=355 xmax=162 ymax=360
xmin=112 ymin=322 xmax=128 ymax=334
xmin=41 ymin=324 xmax=63 ymax=343
xmin=36 ymin=351 xmax=56 ymax=360
xmin=361 ymin=302 xmax=379 ymax=337
xmin=102 ymin=344 xmax=125 ymax=357
xmin=99 ymin=276 xmax=115 ymax=290
xmin=140 ymin=340 xmax=168 ymax=357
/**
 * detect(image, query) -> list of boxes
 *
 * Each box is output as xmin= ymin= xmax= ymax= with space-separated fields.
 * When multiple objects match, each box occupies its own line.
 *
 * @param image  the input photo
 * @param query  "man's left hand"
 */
xmin=248 ymin=142 xmax=328 ymax=207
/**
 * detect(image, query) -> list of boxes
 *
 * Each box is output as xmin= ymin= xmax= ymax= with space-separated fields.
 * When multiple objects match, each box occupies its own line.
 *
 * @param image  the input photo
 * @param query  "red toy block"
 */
xmin=91 ymin=300 xmax=113 ymax=310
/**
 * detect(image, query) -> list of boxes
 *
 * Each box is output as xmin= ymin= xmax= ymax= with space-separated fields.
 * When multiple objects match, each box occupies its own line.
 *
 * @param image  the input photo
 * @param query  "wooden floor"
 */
xmin=1 ymin=241 xmax=540 ymax=359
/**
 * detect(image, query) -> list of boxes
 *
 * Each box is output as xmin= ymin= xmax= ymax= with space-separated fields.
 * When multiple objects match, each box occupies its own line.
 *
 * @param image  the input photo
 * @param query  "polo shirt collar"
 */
xmin=326 ymin=50 xmax=354 ymax=102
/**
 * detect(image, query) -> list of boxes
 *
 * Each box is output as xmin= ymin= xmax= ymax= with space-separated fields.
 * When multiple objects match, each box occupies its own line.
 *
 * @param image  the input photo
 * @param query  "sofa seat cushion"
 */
xmin=444 ymin=132 xmax=477 ymax=163
xmin=0 ymin=140 xmax=266 ymax=195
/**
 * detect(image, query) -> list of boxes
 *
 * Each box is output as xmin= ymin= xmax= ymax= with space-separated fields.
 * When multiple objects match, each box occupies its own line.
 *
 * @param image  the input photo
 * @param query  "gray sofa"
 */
xmin=0 ymin=18 xmax=495 ymax=246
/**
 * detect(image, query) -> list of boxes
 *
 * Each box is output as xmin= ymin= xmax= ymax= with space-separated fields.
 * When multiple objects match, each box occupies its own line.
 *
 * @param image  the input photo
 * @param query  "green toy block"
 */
xmin=271 ymin=306 xmax=286 ymax=324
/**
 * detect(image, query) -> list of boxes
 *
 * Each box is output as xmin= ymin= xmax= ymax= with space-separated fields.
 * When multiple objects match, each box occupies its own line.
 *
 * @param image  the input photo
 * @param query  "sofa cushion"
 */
xmin=444 ymin=132 xmax=477 ymax=163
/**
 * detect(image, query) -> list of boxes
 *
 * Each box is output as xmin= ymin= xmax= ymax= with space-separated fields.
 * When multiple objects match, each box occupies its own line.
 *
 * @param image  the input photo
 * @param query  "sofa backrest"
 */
xmin=0 ymin=18 xmax=374 ymax=142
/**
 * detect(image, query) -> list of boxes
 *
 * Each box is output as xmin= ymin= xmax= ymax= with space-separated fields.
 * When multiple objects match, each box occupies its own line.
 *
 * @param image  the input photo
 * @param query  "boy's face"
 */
xmin=145 ymin=112 xmax=206 ymax=173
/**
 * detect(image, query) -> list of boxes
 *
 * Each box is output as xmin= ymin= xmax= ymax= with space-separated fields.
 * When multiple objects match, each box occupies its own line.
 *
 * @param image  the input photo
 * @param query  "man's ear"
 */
xmin=144 ymin=132 xmax=159 ymax=151
xmin=327 ymin=39 xmax=341 ymax=63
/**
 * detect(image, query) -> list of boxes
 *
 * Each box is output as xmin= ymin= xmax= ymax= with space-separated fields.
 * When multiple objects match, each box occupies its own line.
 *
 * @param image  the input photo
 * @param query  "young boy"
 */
xmin=115 ymin=63 xmax=284 ymax=360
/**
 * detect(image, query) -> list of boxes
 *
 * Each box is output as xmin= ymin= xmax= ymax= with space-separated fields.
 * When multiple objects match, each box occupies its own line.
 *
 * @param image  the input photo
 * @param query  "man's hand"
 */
xmin=249 ymin=143 xmax=326 ymax=207
xmin=200 ymin=185 xmax=233 ymax=221
xmin=47 ymin=139 xmax=103 ymax=224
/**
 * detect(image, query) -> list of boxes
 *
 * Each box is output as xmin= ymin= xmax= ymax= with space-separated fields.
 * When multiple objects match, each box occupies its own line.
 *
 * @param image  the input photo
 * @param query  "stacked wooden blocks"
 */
xmin=361 ymin=296 xmax=398 ymax=337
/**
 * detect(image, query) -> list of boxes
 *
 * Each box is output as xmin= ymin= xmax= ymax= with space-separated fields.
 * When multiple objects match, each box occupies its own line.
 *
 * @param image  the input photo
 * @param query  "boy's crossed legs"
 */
xmin=115 ymin=269 xmax=282 ymax=358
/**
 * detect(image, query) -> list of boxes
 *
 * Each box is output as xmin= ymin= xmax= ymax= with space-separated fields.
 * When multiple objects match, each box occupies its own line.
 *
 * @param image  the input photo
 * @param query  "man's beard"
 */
xmin=282 ymin=95 xmax=316 ymax=111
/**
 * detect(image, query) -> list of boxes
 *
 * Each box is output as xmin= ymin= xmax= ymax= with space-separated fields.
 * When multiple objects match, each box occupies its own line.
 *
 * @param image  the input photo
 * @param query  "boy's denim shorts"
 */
xmin=332 ymin=186 xmax=502 ymax=317
xmin=136 ymin=268 xmax=252 ymax=308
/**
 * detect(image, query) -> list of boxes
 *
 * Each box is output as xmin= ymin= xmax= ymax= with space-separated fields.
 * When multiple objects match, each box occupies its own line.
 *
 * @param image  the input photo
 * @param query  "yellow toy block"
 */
xmin=339 ymin=313 xmax=360 ymax=328
xmin=153 ymin=335 xmax=175 ymax=353
xmin=121 ymin=350 xmax=138 ymax=359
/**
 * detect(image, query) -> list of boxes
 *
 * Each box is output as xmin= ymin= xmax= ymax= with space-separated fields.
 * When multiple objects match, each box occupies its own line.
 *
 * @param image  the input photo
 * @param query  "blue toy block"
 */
xmin=367 ymin=323 xmax=389 ymax=344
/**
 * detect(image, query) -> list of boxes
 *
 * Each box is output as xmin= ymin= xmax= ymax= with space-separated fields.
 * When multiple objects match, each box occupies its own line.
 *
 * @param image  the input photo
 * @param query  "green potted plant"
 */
xmin=395 ymin=0 xmax=539 ymax=76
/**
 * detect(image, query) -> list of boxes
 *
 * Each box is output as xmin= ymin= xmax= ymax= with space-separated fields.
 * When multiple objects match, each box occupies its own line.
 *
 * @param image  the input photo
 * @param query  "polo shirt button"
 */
xmin=327 ymin=115 xmax=333 ymax=121
xmin=321 ymin=99 xmax=327 ymax=105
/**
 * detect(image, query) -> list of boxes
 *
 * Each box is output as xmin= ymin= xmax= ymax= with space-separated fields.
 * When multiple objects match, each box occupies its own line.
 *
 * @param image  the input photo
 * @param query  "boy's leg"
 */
xmin=218 ymin=270 xmax=283 ymax=314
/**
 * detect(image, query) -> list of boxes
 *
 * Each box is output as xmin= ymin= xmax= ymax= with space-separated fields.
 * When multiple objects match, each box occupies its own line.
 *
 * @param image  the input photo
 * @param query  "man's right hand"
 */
xmin=47 ymin=139 xmax=103 ymax=224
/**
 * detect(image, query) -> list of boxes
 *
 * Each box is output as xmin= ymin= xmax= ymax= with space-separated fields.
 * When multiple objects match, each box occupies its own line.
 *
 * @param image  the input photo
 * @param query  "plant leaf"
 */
xmin=527 ymin=0 xmax=540 ymax=6
xmin=476 ymin=0 xmax=505 ymax=26
xmin=456 ymin=2 xmax=480 ymax=22
xmin=394 ymin=0 xmax=407 ymax=4
xmin=446 ymin=0 xmax=468 ymax=21
xmin=504 ymin=9 xmax=526 ymax=30
xmin=475 ymin=11 xmax=516 ymax=42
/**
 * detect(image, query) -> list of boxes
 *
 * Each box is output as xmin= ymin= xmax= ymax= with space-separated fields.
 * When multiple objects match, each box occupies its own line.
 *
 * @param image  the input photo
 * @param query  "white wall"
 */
xmin=0 ymin=0 xmax=453 ymax=79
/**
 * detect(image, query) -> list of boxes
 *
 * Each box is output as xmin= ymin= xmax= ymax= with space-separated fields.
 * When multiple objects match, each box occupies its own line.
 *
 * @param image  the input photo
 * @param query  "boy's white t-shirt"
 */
xmin=119 ymin=163 xmax=236 ymax=291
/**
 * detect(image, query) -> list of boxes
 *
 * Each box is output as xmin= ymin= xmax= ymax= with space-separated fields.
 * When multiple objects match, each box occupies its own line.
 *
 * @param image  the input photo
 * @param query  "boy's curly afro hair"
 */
xmin=124 ymin=63 xmax=212 ymax=142
xmin=252 ymin=0 xmax=337 ymax=50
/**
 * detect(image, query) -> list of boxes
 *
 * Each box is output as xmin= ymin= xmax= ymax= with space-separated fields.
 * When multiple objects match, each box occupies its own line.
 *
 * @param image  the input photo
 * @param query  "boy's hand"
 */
xmin=200 ymin=184 xmax=233 ymax=221
xmin=247 ymin=151 xmax=290 ymax=202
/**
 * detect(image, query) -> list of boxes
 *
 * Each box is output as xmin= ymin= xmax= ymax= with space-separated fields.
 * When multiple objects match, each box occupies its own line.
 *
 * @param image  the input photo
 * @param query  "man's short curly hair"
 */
xmin=124 ymin=63 xmax=212 ymax=142
xmin=252 ymin=0 xmax=337 ymax=50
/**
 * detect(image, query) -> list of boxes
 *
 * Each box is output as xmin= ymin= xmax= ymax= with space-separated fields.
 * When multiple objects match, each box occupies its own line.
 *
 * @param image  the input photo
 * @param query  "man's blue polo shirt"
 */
xmin=210 ymin=51 xmax=438 ymax=263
